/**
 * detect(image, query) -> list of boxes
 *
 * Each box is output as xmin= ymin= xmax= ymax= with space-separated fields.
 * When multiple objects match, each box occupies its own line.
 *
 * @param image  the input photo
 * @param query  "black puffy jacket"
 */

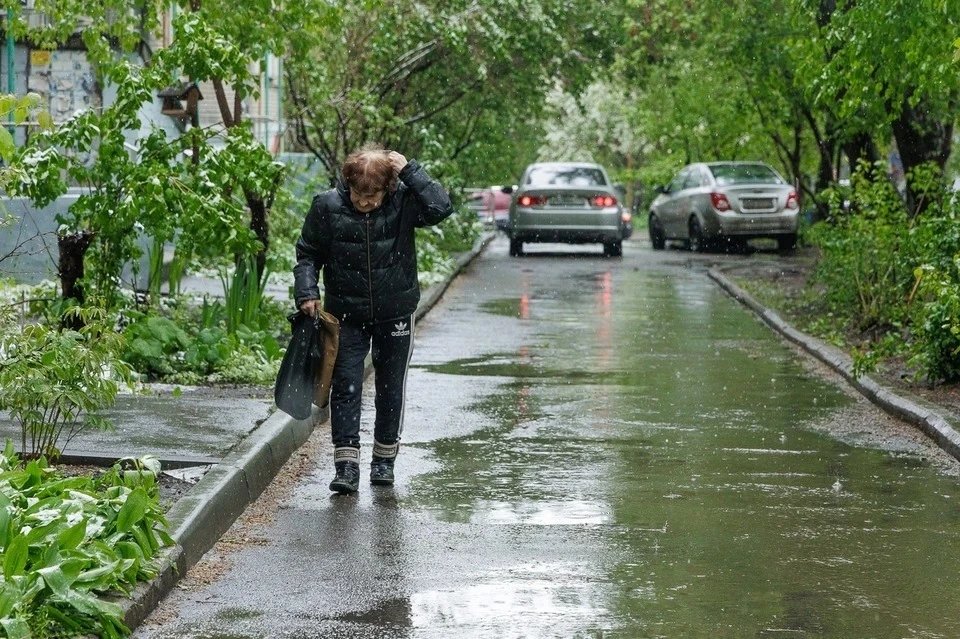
xmin=293 ymin=160 xmax=453 ymax=324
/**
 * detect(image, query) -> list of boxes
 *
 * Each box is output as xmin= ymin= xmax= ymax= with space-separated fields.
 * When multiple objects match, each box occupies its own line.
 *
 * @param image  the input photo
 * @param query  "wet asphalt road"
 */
xmin=136 ymin=236 xmax=960 ymax=639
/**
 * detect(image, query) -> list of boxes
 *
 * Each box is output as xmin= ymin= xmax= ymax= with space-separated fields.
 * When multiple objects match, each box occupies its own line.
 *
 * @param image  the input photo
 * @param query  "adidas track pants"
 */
xmin=329 ymin=314 xmax=415 ymax=453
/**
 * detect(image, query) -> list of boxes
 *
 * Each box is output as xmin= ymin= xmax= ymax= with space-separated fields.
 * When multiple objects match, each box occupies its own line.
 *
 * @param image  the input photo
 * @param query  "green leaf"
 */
xmin=0 ymin=126 xmax=14 ymax=163
xmin=0 ymin=95 xmax=14 ymax=117
xmin=116 ymin=487 xmax=148 ymax=532
xmin=0 ymin=494 xmax=10 ymax=548
xmin=3 ymin=535 xmax=28 ymax=579
xmin=36 ymin=565 xmax=74 ymax=597
xmin=63 ymin=587 xmax=124 ymax=618
xmin=37 ymin=110 xmax=54 ymax=131
xmin=0 ymin=617 xmax=31 ymax=639
xmin=57 ymin=519 xmax=86 ymax=550
xmin=75 ymin=559 xmax=122 ymax=585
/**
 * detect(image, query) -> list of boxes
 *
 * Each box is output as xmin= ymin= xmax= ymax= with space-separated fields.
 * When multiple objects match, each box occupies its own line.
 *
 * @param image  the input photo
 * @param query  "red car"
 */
xmin=467 ymin=187 xmax=513 ymax=231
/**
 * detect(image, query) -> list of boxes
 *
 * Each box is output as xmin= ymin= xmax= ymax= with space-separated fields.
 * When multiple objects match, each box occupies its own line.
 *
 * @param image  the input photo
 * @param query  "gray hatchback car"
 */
xmin=648 ymin=161 xmax=800 ymax=252
xmin=508 ymin=162 xmax=629 ymax=257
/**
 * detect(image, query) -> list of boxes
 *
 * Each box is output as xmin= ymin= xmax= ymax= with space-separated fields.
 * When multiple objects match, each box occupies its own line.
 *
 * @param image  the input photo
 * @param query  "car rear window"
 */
xmin=709 ymin=164 xmax=784 ymax=186
xmin=526 ymin=166 xmax=607 ymax=187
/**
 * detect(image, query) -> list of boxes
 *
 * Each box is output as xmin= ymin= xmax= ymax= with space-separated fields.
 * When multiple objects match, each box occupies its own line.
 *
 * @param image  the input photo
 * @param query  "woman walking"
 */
xmin=293 ymin=145 xmax=453 ymax=494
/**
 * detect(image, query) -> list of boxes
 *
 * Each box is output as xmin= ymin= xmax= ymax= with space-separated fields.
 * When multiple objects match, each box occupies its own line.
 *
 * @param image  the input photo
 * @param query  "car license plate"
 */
xmin=741 ymin=197 xmax=776 ymax=211
xmin=549 ymin=195 xmax=585 ymax=207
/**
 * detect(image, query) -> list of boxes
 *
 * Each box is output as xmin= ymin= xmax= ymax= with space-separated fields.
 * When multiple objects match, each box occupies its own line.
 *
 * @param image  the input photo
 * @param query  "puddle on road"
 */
xmin=405 ymin=267 xmax=960 ymax=637
xmin=409 ymin=575 xmax=612 ymax=635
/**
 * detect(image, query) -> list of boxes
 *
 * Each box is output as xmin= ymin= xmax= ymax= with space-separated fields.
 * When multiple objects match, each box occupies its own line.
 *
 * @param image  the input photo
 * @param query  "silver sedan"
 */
xmin=507 ymin=162 xmax=630 ymax=257
xmin=648 ymin=162 xmax=800 ymax=252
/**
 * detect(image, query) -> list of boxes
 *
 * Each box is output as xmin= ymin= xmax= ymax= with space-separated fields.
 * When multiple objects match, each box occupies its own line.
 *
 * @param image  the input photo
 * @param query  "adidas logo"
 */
xmin=391 ymin=321 xmax=411 ymax=337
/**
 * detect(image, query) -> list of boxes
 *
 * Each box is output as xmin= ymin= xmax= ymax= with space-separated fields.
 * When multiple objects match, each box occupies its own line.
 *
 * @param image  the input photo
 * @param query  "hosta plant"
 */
xmin=0 ymin=444 xmax=173 ymax=638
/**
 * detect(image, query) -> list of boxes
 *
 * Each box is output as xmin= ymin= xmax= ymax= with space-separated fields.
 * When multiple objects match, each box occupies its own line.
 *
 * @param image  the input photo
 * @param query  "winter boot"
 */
xmin=329 ymin=447 xmax=361 ymax=494
xmin=370 ymin=440 xmax=398 ymax=486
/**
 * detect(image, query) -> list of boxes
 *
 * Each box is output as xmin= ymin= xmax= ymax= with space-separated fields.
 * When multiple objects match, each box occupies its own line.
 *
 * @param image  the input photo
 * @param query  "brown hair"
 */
xmin=341 ymin=143 xmax=397 ymax=194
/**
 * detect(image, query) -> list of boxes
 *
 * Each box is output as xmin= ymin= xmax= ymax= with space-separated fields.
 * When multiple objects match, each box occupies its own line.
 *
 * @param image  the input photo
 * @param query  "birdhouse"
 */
xmin=158 ymin=82 xmax=203 ymax=121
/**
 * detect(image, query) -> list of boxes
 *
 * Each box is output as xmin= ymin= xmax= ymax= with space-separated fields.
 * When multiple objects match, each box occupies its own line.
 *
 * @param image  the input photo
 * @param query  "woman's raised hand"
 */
xmin=387 ymin=151 xmax=407 ymax=174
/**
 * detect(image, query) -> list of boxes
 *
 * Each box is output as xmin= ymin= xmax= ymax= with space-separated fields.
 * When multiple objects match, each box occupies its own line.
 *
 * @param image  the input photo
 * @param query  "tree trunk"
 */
xmin=891 ymin=93 xmax=954 ymax=216
xmin=804 ymin=109 xmax=838 ymax=224
xmin=247 ymin=191 xmax=269 ymax=279
xmin=842 ymin=131 xmax=879 ymax=172
xmin=58 ymin=231 xmax=95 ymax=329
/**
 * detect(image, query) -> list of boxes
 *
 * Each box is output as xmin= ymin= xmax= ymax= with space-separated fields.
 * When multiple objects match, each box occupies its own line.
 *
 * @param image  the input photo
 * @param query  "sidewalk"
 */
xmin=0 ymin=231 xmax=497 ymax=632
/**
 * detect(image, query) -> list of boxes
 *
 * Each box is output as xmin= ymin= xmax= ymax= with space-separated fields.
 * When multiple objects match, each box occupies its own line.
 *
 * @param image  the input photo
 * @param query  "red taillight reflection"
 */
xmin=710 ymin=192 xmax=732 ymax=211
xmin=592 ymin=195 xmax=617 ymax=207
xmin=518 ymin=195 xmax=547 ymax=207
xmin=786 ymin=190 xmax=799 ymax=210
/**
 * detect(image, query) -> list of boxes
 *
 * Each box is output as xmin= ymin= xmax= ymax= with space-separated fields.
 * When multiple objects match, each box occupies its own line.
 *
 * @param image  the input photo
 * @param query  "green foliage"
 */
xmin=0 ymin=443 xmax=171 ymax=638
xmin=120 ymin=300 xmax=284 ymax=385
xmin=806 ymin=161 xmax=960 ymax=381
xmin=285 ymin=0 xmax=618 ymax=186
xmin=909 ymin=260 xmax=960 ymax=382
xmin=3 ymin=5 xmax=285 ymax=308
xmin=0 ymin=307 xmax=132 ymax=462
xmin=220 ymin=256 xmax=270 ymax=336
xmin=121 ymin=313 xmax=192 ymax=378
xmin=807 ymin=162 xmax=912 ymax=332
xmin=416 ymin=207 xmax=482 ymax=287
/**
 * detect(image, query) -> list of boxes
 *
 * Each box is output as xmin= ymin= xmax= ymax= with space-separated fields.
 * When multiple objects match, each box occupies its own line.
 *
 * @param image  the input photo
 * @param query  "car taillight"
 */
xmin=518 ymin=195 xmax=548 ymax=207
xmin=786 ymin=190 xmax=799 ymax=210
xmin=591 ymin=195 xmax=617 ymax=207
xmin=621 ymin=211 xmax=632 ymax=224
xmin=710 ymin=192 xmax=732 ymax=211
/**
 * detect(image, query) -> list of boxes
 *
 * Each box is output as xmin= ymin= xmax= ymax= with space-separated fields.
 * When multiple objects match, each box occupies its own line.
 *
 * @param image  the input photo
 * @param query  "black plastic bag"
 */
xmin=274 ymin=312 xmax=327 ymax=420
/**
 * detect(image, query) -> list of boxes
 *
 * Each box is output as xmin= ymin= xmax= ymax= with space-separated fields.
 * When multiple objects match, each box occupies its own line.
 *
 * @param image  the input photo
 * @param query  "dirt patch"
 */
xmin=55 ymin=463 xmax=199 ymax=512
xmin=719 ymin=247 xmax=960 ymax=431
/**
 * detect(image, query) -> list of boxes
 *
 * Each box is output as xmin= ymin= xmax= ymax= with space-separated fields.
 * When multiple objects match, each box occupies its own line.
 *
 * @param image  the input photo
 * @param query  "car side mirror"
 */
xmin=501 ymin=185 xmax=514 ymax=194
xmin=654 ymin=185 xmax=666 ymax=195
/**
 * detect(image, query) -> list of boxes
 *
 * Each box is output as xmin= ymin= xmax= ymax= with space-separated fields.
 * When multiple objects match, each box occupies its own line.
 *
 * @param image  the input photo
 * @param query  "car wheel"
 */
xmin=649 ymin=214 xmax=666 ymax=250
xmin=777 ymin=233 xmax=798 ymax=252
xmin=509 ymin=238 xmax=524 ymax=257
xmin=603 ymin=241 xmax=622 ymax=257
xmin=688 ymin=218 xmax=707 ymax=253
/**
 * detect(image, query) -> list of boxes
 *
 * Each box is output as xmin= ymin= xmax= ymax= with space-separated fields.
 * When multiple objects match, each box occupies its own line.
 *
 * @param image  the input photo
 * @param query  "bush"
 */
xmin=0 ymin=445 xmax=171 ymax=638
xmin=416 ymin=206 xmax=482 ymax=287
xmin=120 ymin=306 xmax=283 ymax=385
xmin=910 ymin=260 xmax=960 ymax=381
xmin=807 ymin=161 xmax=960 ymax=382
xmin=807 ymin=162 xmax=912 ymax=333
xmin=0 ymin=307 xmax=132 ymax=461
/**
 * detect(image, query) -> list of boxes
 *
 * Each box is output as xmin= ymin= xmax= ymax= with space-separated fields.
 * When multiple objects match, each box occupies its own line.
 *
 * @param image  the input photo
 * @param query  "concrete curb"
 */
xmin=708 ymin=266 xmax=960 ymax=462
xmin=119 ymin=230 xmax=497 ymax=631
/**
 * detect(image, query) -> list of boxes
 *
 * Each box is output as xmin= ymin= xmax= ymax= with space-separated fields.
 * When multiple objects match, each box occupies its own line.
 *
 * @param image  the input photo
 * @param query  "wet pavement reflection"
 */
xmin=137 ymin=238 xmax=960 ymax=639
xmin=407 ymin=240 xmax=960 ymax=637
